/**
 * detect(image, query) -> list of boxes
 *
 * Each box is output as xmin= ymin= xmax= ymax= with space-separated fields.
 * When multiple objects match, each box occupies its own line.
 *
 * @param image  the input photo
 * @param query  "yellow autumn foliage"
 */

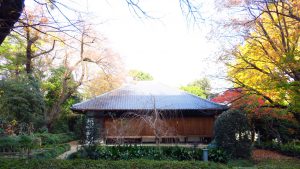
xmin=228 ymin=1 xmax=300 ymax=106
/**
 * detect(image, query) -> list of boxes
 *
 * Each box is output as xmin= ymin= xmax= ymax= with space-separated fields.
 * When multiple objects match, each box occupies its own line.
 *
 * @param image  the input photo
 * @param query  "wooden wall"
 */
xmin=103 ymin=116 xmax=214 ymax=138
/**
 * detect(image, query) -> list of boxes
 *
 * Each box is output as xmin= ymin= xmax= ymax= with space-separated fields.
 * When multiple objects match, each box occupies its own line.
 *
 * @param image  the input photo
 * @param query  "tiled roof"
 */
xmin=71 ymin=81 xmax=228 ymax=112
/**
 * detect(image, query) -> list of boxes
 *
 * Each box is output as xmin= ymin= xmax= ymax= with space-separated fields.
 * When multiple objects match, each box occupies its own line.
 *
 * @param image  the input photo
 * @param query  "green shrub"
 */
xmin=254 ymin=115 xmax=300 ymax=143
xmin=214 ymin=109 xmax=252 ymax=159
xmin=208 ymin=148 xmax=228 ymax=163
xmin=34 ymin=132 xmax=75 ymax=145
xmin=19 ymin=135 xmax=36 ymax=150
xmin=0 ymin=136 xmax=19 ymax=152
xmin=0 ymin=135 xmax=40 ymax=152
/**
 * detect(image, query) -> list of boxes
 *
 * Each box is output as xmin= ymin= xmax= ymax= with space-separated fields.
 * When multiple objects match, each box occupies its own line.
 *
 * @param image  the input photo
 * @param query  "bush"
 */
xmin=214 ymin=109 xmax=252 ymax=159
xmin=34 ymin=132 xmax=75 ymax=145
xmin=0 ymin=159 xmax=229 ymax=169
xmin=0 ymin=136 xmax=19 ymax=152
xmin=208 ymin=148 xmax=229 ymax=163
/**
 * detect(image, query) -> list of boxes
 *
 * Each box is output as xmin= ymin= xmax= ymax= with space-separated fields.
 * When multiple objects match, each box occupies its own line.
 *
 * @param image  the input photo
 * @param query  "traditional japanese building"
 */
xmin=71 ymin=81 xmax=228 ymax=144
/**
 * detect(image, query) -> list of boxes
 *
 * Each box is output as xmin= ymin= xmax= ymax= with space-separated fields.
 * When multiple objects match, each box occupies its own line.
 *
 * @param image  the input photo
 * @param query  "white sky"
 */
xmin=86 ymin=0 xmax=232 ymax=91
xmin=26 ymin=0 xmax=233 ymax=92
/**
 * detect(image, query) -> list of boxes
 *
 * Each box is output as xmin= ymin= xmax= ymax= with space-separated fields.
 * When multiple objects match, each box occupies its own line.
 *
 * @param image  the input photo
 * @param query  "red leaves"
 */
xmin=211 ymin=88 xmax=243 ymax=105
xmin=211 ymin=88 xmax=294 ymax=121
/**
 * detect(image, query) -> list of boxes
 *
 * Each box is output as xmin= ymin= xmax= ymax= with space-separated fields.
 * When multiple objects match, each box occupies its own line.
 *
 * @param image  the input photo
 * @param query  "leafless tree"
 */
xmin=45 ymin=22 xmax=121 ymax=129
xmin=105 ymin=97 xmax=176 ymax=146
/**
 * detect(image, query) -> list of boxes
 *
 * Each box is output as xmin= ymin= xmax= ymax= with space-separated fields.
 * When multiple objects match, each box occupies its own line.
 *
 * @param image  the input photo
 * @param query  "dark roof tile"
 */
xmin=71 ymin=81 xmax=228 ymax=112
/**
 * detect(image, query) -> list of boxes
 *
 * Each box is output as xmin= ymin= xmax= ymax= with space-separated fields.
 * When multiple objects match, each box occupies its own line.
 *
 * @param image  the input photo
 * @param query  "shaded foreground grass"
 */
xmin=227 ymin=159 xmax=300 ymax=169
xmin=0 ymin=158 xmax=299 ymax=169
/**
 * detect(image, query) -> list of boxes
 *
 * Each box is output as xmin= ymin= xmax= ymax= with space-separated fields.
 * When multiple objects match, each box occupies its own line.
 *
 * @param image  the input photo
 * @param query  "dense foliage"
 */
xmin=0 ymin=77 xmax=45 ymax=129
xmin=254 ymin=115 xmax=300 ymax=143
xmin=212 ymin=88 xmax=299 ymax=143
xmin=214 ymin=109 xmax=252 ymax=159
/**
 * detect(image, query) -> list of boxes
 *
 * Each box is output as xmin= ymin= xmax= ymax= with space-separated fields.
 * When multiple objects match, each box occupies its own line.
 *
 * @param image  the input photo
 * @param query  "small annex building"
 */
xmin=71 ymin=81 xmax=228 ymax=144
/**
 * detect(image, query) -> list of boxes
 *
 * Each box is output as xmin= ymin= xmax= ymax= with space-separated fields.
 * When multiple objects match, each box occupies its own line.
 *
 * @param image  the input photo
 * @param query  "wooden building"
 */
xmin=71 ymin=81 xmax=228 ymax=144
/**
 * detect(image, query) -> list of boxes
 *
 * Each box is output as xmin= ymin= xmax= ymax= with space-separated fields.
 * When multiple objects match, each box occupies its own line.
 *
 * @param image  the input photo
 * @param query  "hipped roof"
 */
xmin=71 ymin=81 xmax=228 ymax=113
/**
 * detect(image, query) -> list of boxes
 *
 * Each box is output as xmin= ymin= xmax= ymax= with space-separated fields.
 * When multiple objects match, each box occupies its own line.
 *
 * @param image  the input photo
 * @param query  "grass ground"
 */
xmin=226 ymin=149 xmax=300 ymax=169
xmin=228 ymin=159 xmax=300 ymax=169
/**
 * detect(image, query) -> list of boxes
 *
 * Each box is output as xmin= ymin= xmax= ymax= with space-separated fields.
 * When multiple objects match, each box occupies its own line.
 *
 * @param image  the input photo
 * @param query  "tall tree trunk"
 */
xmin=0 ymin=0 xmax=25 ymax=45
xmin=26 ymin=33 xmax=33 ymax=74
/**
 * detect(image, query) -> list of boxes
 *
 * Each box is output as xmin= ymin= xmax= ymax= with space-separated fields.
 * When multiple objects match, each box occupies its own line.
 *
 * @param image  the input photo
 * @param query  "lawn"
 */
xmin=228 ymin=159 xmax=300 ymax=169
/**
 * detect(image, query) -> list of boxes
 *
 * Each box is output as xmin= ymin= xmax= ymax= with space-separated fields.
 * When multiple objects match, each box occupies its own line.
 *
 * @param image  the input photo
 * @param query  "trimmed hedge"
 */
xmin=70 ymin=145 xmax=202 ymax=161
xmin=33 ymin=143 xmax=70 ymax=159
xmin=255 ymin=142 xmax=300 ymax=158
xmin=69 ymin=145 xmax=229 ymax=163
xmin=0 ymin=159 xmax=229 ymax=169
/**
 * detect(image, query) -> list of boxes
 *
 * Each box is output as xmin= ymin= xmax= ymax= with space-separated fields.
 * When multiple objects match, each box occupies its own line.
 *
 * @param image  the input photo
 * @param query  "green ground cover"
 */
xmin=0 ymin=159 xmax=299 ymax=169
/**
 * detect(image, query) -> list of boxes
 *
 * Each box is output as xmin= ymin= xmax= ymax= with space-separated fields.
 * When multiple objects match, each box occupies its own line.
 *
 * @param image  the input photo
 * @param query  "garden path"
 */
xmin=252 ymin=149 xmax=296 ymax=161
xmin=57 ymin=141 xmax=81 ymax=159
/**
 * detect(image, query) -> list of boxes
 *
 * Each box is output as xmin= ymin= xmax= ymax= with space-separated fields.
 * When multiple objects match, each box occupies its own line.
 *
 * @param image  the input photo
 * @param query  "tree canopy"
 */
xmin=129 ymin=70 xmax=154 ymax=81
xmin=226 ymin=0 xmax=300 ymax=122
xmin=180 ymin=78 xmax=211 ymax=98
